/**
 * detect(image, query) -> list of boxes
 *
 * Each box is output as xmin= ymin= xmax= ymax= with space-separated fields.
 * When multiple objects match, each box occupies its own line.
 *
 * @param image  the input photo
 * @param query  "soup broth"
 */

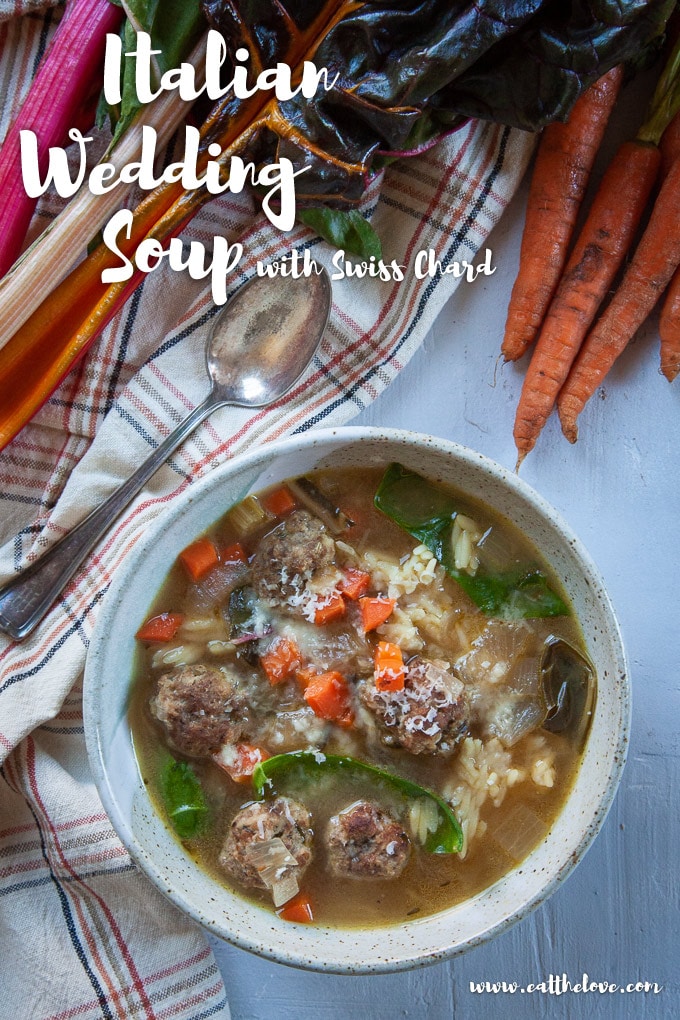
xmin=129 ymin=465 xmax=594 ymax=927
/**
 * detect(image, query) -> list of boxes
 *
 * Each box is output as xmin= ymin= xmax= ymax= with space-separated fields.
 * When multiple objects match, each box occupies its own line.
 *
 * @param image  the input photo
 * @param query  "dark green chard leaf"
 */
xmin=435 ymin=0 xmax=677 ymax=132
xmin=199 ymin=0 xmax=674 ymax=208
xmin=375 ymin=463 xmax=569 ymax=619
xmin=252 ymin=750 xmax=463 ymax=854
xmin=150 ymin=0 xmax=206 ymax=78
xmin=161 ymin=758 xmax=209 ymax=839
xmin=298 ymin=208 xmax=382 ymax=260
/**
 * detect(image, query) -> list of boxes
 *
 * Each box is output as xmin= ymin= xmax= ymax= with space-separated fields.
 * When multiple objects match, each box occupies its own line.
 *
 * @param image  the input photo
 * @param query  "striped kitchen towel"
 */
xmin=0 ymin=3 xmax=535 ymax=1017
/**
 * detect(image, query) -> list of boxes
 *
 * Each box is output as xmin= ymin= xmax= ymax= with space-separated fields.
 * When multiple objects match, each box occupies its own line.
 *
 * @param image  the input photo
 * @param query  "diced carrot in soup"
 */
xmin=262 ymin=486 xmax=297 ymax=517
xmin=374 ymin=641 xmax=405 ymax=691
xmin=222 ymin=541 xmax=248 ymax=563
xmin=338 ymin=567 xmax=371 ymax=600
xmin=135 ymin=612 xmax=184 ymax=642
xmin=260 ymin=637 xmax=302 ymax=684
xmin=313 ymin=591 xmax=346 ymax=625
xmin=359 ymin=596 xmax=396 ymax=632
xmin=304 ymin=671 xmax=354 ymax=726
xmin=179 ymin=536 xmax=220 ymax=580
xmin=277 ymin=892 xmax=314 ymax=923
xmin=213 ymin=743 xmax=269 ymax=783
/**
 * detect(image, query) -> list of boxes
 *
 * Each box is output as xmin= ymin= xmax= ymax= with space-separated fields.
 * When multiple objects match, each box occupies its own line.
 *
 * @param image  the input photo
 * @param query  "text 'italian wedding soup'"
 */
xmin=129 ymin=465 xmax=595 ymax=927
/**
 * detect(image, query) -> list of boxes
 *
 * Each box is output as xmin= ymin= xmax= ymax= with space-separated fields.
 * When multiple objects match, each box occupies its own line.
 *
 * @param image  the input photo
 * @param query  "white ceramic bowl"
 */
xmin=84 ymin=427 xmax=629 ymax=973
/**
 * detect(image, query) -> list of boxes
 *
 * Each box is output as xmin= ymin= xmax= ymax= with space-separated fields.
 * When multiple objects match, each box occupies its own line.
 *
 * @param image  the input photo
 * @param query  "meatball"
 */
xmin=219 ymin=796 xmax=313 ymax=893
xmin=360 ymin=657 xmax=469 ymax=755
xmin=251 ymin=510 xmax=336 ymax=614
xmin=325 ymin=801 xmax=411 ymax=879
xmin=149 ymin=663 xmax=245 ymax=758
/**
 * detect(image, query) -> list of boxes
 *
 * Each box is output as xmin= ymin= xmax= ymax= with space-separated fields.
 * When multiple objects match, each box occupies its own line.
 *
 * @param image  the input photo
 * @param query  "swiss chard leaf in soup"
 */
xmin=374 ymin=463 xmax=569 ymax=619
xmin=251 ymin=750 xmax=464 ymax=854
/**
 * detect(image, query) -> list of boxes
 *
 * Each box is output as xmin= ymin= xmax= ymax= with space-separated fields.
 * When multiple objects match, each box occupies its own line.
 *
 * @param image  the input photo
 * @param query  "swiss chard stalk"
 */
xmin=160 ymin=757 xmax=209 ymax=839
xmin=252 ymin=749 xmax=463 ymax=854
xmin=374 ymin=463 xmax=569 ymax=619
xmin=0 ymin=0 xmax=124 ymax=278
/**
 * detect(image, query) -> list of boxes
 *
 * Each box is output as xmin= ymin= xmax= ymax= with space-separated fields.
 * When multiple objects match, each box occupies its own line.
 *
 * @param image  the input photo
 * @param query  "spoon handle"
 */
xmin=0 ymin=393 xmax=218 ymax=641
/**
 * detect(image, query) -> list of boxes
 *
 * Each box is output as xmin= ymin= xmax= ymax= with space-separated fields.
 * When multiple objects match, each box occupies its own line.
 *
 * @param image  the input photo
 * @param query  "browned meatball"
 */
xmin=325 ymin=801 xmax=411 ymax=879
xmin=219 ymin=797 xmax=313 ymax=893
xmin=251 ymin=510 xmax=336 ymax=613
xmin=149 ymin=663 xmax=245 ymax=758
xmin=360 ymin=657 xmax=469 ymax=755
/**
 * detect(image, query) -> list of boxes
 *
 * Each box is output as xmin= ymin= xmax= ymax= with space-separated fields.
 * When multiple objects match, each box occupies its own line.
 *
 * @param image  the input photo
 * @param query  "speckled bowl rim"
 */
xmin=84 ymin=426 xmax=630 ymax=974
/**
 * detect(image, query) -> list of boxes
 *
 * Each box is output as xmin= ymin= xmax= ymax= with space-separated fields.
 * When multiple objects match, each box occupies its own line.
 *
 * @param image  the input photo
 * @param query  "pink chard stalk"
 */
xmin=0 ymin=0 xmax=123 ymax=277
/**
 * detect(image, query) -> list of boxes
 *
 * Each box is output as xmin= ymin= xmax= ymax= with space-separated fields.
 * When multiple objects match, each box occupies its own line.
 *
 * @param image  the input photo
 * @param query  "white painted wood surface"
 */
xmin=208 ymin=76 xmax=679 ymax=1018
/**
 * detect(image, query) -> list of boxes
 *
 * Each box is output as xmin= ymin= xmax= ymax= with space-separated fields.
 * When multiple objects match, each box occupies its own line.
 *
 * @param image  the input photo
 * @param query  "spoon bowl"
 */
xmin=208 ymin=270 xmax=331 ymax=405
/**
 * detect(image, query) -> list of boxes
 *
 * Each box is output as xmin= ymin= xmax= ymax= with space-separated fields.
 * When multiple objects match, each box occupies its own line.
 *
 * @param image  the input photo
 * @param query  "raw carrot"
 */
xmin=338 ymin=567 xmax=371 ymax=600
xmin=516 ymin=37 xmax=680 ymax=455
xmin=179 ymin=536 xmax=220 ymax=581
xmin=502 ymin=66 xmax=624 ymax=363
xmin=513 ymin=140 xmax=661 ymax=466
xmin=359 ymin=596 xmax=396 ymax=632
xmin=260 ymin=637 xmax=302 ymax=685
xmin=648 ymin=37 xmax=680 ymax=381
xmin=374 ymin=641 xmax=405 ymax=692
xmin=659 ymin=114 xmax=680 ymax=381
xmin=313 ymin=592 xmax=346 ymax=625
xmin=136 ymin=613 xmax=184 ymax=642
xmin=277 ymin=892 xmax=314 ymax=923
xmin=262 ymin=486 xmax=297 ymax=517
xmin=558 ymin=156 xmax=680 ymax=441
xmin=659 ymin=269 xmax=680 ymax=380
xmin=660 ymin=108 xmax=680 ymax=177
xmin=303 ymin=671 xmax=354 ymax=725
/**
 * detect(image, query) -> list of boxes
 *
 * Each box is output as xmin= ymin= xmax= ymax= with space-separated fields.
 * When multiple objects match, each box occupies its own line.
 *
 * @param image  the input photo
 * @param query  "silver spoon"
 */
xmin=0 ymin=266 xmax=332 ymax=641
